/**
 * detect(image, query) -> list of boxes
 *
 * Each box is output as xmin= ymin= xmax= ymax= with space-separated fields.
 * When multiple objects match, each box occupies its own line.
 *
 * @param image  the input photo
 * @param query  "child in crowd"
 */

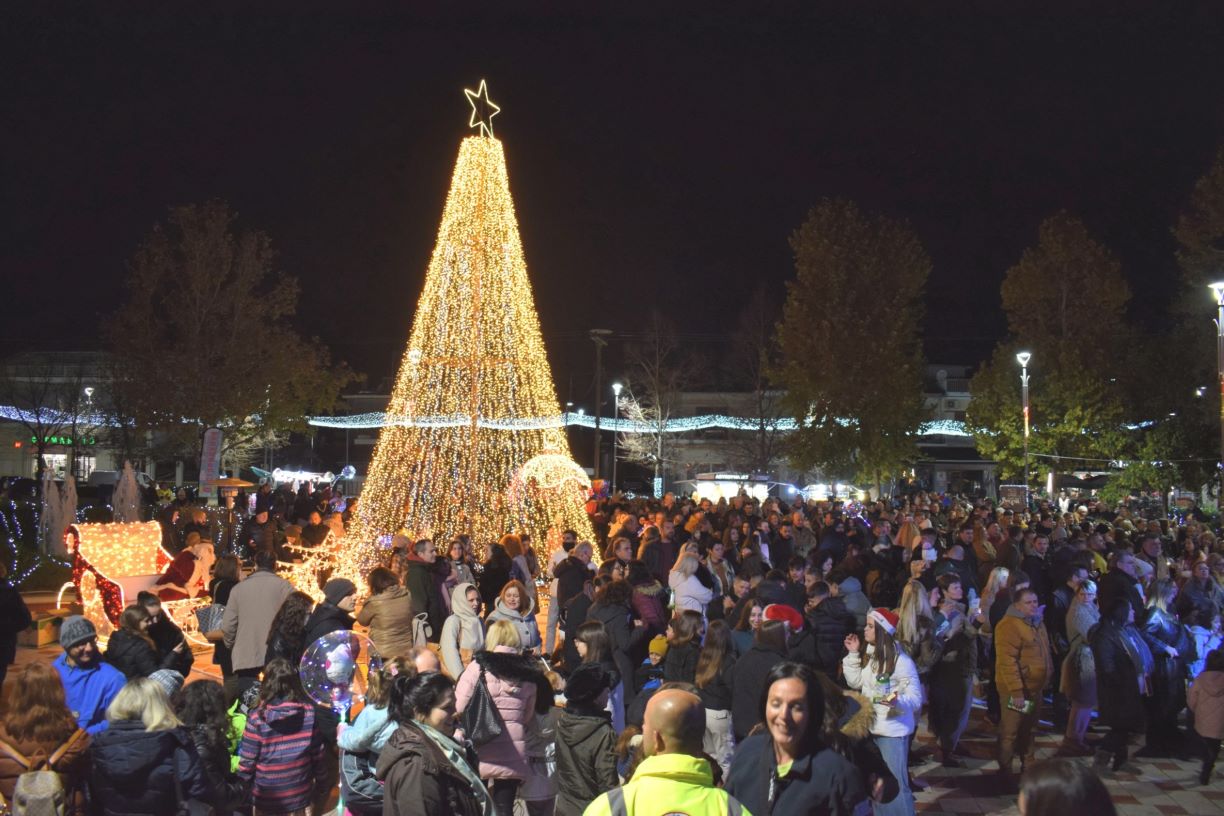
xmin=634 ymin=635 xmax=668 ymax=695
xmin=1189 ymin=648 xmax=1224 ymax=786
xmin=1188 ymin=611 xmax=1224 ymax=679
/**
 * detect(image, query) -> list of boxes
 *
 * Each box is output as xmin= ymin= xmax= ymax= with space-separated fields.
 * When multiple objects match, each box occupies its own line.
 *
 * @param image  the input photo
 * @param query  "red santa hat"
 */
xmin=868 ymin=607 xmax=899 ymax=635
xmin=763 ymin=603 xmax=803 ymax=632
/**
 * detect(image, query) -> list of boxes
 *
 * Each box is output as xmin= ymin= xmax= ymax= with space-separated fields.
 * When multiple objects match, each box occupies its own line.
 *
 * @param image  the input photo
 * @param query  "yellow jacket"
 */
xmin=583 ymin=753 xmax=750 ymax=816
xmin=994 ymin=606 xmax=1053 ymax=699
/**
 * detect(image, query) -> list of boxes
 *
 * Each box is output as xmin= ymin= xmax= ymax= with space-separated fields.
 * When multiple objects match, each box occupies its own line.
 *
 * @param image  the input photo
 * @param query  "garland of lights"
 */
xmin=344 ymin=87 xmax=594 ymax=570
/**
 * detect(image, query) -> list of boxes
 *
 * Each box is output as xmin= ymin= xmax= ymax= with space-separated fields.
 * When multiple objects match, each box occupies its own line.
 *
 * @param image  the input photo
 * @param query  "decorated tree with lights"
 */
xmin=349 ymin=82 xmax=594 ymax=565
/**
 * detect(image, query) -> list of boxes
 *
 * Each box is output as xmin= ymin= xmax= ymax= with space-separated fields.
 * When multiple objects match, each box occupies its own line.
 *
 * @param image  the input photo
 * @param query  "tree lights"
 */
xmin=346 ymin=87 xmax=593 ymax=567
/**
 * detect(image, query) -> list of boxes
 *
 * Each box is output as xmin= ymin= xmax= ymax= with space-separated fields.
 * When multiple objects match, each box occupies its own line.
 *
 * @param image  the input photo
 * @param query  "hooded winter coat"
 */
xmin=552 ymin=705 xmax=618 ymax=816
xmin=836 ymin=578 xmax=870 ymax=630
xmin=486 ymin=595 xmax=542 ymax=653
xmin=454 ymin=646 xmax=552 ymax=780
xmin=186 ymin=723 xmax=248 ymax=814
xmin=237 ymin=700 xmax=327 ymax=813
xmin=104 ymin=629 xmax=180 ymax=680
xmin=1189 ymin=669 xmax=1224 ymax=740
xmin=403 ymin=551 xmax=445 ymax=642
xmin=842 ymin=645 xmax=923 ymax=739
xmin=630 ymin=580 xmax=668 ymax=636
xmin=89 ymin=720 xmax=209 ymax=815
xmin=994 ymin=605 xmax=1054 ymax=703
xmin=669 ymin=570 xmax=714 ymax=615
xmin=441 ymin=582 xmax=486 ymax=679
xmin=376 ymin=721 xmax=487 ymax=816
xmin=806 ymin=597 xmax=855 ymax=674
xmin=356 ymin=584 xmax=415 ymax=659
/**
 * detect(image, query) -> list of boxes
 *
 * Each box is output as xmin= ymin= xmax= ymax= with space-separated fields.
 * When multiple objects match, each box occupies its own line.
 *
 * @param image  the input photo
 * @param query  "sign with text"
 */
xmin=199 ymin=427 xmax=223 ymax=501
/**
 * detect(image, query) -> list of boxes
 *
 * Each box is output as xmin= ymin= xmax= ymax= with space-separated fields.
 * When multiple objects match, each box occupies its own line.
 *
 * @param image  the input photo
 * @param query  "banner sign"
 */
xmin=199 ymin=427 xmax=223 ymax=500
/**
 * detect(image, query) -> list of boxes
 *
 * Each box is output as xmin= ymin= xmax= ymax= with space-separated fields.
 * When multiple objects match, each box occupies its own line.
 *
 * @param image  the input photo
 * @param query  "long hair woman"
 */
xmin=626 ymin=558 xmax=667 ymax=637
xmin=725 ymin=662 xmax=866 ymax=816
xmin=379 ymin=671 xmax=492 ymax=815
xmin=90 ymin=678 xmax=210 ymax=815
xmin=357 ymin=567 xmax=416 ymax=659
xmin=206 ymin=554 xmax=242 ymax=682
xmin=174 ymin=679 xmax=247 ymax=814
xmin=895 ymin=579 xmax=940 ymax=677
xmin=265 ymin=591 xmax=316 ymax=666
xmin=104 ymin=604 xmax=182 ymax=680
xmin=0 ymin=662 xmax=90 ymax=815
xmin=731 ymin=599 xmax=765 ymax=657
xmin=1140 ymin=578 xmax=1191 ymax=756
xmin=694 ymin=619 xmax=737 ymax=775
xmin=843 ymin=608 xmax=923 ymax=816
xmin=574 ymin=619 xmax=625 ymax=733
xmin=669 ymin=551 xmax=714 ymax=615
xmin=663 ymin=610 xmax=705 ymax=684
xmin=1018 ymin=758 xmax=1116 ymax=815
xmin=454 ymin=620 xmax=553 ymax=816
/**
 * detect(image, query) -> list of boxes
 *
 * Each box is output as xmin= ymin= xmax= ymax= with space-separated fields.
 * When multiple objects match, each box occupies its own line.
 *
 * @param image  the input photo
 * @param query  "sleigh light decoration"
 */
xmin=66 ymin=522 xmax=211 ymax=645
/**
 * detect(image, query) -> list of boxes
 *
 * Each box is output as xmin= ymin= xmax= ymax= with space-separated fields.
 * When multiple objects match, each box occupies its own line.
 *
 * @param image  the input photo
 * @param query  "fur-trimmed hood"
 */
xmin=472 ymin=648 xmax=554 ymax=714
xmin=815 ymin=671 xmax=874 ymax=743
xmin=632 ymin=580 xmax=666 ymax=597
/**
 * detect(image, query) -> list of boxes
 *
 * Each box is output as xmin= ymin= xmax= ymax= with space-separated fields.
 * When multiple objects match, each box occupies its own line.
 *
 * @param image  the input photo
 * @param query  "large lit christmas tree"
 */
xmin=349 ymin=82 xmax=594 ymax=564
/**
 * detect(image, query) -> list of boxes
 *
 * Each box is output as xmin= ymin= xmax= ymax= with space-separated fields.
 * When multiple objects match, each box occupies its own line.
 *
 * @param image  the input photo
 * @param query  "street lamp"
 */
xmin=590 ymin=329 xmax=611 ymax=480
xmin=611 ymin=382 xmax=622 ymax=493
xmin=1209 ymin=282 xmax=1224 ymax=503
xmin=1016 ymin=351 xmax=1032 ymax=508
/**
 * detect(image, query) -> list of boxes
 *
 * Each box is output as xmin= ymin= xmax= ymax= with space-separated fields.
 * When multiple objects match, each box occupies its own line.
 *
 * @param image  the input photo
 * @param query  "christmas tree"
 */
xmin=349 ymin=82 xmax=594 ymax=565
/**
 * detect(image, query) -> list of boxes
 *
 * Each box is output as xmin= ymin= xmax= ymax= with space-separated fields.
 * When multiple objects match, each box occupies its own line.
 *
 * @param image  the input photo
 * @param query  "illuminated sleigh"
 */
xmin=66 ymin=522 xmax=212 ymax=645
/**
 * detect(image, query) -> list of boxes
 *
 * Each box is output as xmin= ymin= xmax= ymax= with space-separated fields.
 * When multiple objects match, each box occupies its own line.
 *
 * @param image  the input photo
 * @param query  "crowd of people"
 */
xmin=2 ymin=485 xmax=1224 ymax=815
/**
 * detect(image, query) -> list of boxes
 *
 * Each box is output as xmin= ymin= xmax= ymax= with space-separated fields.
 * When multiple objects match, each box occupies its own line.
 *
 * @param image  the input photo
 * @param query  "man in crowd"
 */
xmin=994 ymin=587 xmax=1053 ymax=781
xmin=53 ymin=616 xmax=126 ymax=735
xmin=584 ymin=689 xmax=746 ymax=816
xmin=403 ymin=538 xmax=444 ymax=642
xmin=219 ymin=548 xmax=293 ymax=702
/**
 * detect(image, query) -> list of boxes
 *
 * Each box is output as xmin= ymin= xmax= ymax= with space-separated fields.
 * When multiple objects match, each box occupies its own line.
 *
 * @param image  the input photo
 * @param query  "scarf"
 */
xmin=415 ymin=721 xmax=494 ymax=816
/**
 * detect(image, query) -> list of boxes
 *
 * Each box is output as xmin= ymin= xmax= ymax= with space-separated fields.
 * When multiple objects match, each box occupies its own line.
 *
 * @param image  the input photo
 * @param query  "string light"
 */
xmin=346 ymin=120 xmax=594 ymax=569
xmin=463 ymin=79 xmax=500 ymax=138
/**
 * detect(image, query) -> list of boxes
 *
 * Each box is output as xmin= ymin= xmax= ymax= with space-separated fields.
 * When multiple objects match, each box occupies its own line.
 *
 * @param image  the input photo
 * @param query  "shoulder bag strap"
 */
xmin=47 ymin=728 xmax=86 ymax=769
xmin=0 ymin=739 xmax=31 ymax=770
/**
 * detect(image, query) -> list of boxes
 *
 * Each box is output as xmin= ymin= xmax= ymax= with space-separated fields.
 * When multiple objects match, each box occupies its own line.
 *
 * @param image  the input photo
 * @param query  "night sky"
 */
xmin=7 ymin=4 xmax=1224 ymax=410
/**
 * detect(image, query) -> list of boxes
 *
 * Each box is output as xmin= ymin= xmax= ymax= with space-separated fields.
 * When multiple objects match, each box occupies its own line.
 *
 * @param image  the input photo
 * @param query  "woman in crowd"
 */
xmin=843 ymin=608 xmax=922 ymax=816
xmin=694 ymin=618 xmax=737 ymax=776
xmin=588 ymin=576 xmax=648 ymax=695
xmin=627 ymin=558 xmax=668 ymax=638
xmin=0 ymin=662 xmax=90 ymax=815
xmin=1017 ymin=758 xmax=1117 ymax=815
xmin=730 ymin=619 xmax=790 ymax=742
xmin=726 ymin=661 xmax=867 ymax=816
xmin=444 ymin=537 xmax=478 ymax=607
xmin=1189 ymin=647 xmax=1224 ymax=785
xmin=208 ymin=554 xmax=242 ymax=684
xmin=105 ymin=604 xmax=186 ymax=680
xmin=237 ymin=657 xmax=329 ymax=815
xmin=1058 ymin=578 xmax=1100 ymax=756
xmin=485 ymin=579 xmax=542 ymax=654
xmin=455 ymin=620 xmax=552 ymax=816
xmin=90 ymin=678 xmax=210 ymax=815
xmin=1139 ymin=578 xmax=1192 ymax=756
xmin=1090 ymin=598 xmax=1152 ymax=773
xmin=174 ymin=679 xmax=247 ymax=815
xmin=731 ymin=599 xmax=765 ymax=657
xmin=670 ymin=550 xmax=714 ymax=615
xmin=357 ymin=567 xmax=416 ymax=659
xmin=479 ymin=542 xmax=514 ymax=616
xmin=573 ymin=620 xmax=625 ymax=732
xmin=441 ymin=582 xmax=487 ymax=679
xmin=339 ymin=656 xmax=411 ymax=756
xmin=377 ymin=671 xmax=492 ymax=816
xmin=927 ymin=574 xmax=982 ymax=767
xmin=662 ymin=610 xmax=704 ymax=684
xmin=264 ymin=591 xmax=316 ymax=667
xmin=553 ymin=663 xmax=618 ymax=816
xmin=894 ymin=580 xmax=940 ymax=681
xmin=1178 ymin=560 xmax=1224 ymax=625
xmin=502 ymin=534 xmax=539 ymax=608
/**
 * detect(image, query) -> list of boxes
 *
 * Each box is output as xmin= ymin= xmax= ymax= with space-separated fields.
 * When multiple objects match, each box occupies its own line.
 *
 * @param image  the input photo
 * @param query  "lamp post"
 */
xmin=1210 ymin=282 xmax=1224 ymax=505
xmin=590 ymin=329 xmax=611 ymax=479
xmin=611 ymin=382 xmax=622 ymax=493
xmin=1016 ymin=351 xmax=1032 ymax=509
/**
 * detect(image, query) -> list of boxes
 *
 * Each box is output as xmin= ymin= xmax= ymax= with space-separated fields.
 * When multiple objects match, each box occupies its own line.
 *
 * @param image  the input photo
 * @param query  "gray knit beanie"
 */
xmin=59 ymin=615 xmax=97 ymax=650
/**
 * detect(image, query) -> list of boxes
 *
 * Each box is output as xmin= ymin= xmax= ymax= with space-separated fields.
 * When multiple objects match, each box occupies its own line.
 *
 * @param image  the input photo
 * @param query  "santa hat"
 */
xmin=763 ymin=603 xmax=803 ymax=632
xmin=868 ymin=607 xmax=899 ymax=635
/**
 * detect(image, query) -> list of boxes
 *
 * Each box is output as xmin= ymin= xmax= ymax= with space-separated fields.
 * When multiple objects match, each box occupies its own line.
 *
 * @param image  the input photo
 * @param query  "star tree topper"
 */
xmin=464 ymin=79 xmax=500 ymax=137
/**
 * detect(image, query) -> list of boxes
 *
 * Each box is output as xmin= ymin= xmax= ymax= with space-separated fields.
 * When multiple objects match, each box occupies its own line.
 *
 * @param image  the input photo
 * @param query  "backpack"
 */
xmin=0 ymin=729 xmax=85 ymax=816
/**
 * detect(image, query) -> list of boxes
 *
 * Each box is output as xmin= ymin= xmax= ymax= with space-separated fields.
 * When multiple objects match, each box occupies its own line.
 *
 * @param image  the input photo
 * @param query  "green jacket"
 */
xmin=583 ymin=753 xmax=750 ymax=816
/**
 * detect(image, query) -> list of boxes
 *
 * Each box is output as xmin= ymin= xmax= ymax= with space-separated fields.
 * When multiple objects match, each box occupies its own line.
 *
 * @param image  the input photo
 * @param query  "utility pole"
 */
xmin=590 ymin=329 xmax=611 ymax=480
xmin=1016 ymin=351 xmax=1032 ymax=509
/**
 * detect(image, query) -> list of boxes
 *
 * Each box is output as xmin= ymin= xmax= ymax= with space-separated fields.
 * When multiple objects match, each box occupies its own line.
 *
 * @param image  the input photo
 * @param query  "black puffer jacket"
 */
xmin=553 ymin=705 xmax=618 ymax=816
xmin=588 ymin=599 xmax=648 ymax=692
xmin=148 ymin=616 xmax=194 ymax=677
xmin=104 ymin=629 xmax=178 ymax=679
xmin=806 ymin=597 xmax=855 ymax=674
xmin=186 ymin=724 xmax=247 ymax=814
xmin=662 ymin=640 xmax=700 ymax=685
xmin=730 ymin=646 xmax=788 ymax=741
xmin=301 ymin=603 xmax=354 ymax=653
xmin=696 ymin=653 xmax=737 ymax=711
xmin=89 ymin=720 xmax=209 ymax=815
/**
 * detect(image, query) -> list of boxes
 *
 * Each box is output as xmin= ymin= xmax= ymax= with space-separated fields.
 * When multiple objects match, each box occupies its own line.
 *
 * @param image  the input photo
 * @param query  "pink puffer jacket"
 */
xmin=455 ymin=645 xmax=552 ymax=780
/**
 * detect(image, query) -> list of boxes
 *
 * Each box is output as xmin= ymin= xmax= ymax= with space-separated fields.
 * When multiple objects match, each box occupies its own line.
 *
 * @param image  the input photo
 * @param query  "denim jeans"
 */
xmin=545 ymin=592 xmax=561 ymax=654
xmin=873 ymin=734 xmax=914 ymax=816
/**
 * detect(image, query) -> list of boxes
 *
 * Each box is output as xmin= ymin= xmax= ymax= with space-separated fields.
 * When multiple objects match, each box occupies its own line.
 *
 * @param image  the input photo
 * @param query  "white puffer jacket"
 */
xmin=842 ymin=644 xmax=923 ymax=738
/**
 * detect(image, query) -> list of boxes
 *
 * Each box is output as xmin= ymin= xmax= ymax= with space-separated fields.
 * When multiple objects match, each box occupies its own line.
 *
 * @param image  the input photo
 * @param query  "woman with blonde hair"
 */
xmin=1141 ymin=578 xmax=1192 ymax=755
xmin=486 ymin=579 xmax=542 ymax=654
xmin=668 ymin=550 xmax=713 ymax=615
xmin=90 ymin=678 xmax=210 ymax=814
xmin=895 ymin=579 xmax=940 ymax=677
xmin=455 ymin=619 xmax=554 ymax=816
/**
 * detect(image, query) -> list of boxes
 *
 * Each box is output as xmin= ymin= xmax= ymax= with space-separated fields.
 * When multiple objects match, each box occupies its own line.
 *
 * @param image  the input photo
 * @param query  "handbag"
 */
xmin=459 ymin=666 xmax=505 ymax=747
xmin=413 ymin=612 xmax=432 ymax=645
xmin=339 ymin=750 xmax=383 ymax=814
xmin=194 ymin=603 xmax=225 ymax=634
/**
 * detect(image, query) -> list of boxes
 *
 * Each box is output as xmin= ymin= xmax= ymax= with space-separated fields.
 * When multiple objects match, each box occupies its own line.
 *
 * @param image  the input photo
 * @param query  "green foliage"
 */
xmin=774 ymin=199 xmax=929 ymax=485
xmin=104 ymin=201 xmax=357 ymax=462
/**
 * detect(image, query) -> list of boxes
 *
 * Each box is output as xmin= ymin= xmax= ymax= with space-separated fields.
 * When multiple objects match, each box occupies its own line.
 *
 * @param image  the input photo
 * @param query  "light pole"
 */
xmin=1209 ymin=282 xmax=1224 ymax=505
xmin=1016 ymin=351 xmax=1032 ymax=508
xmin=611 ymin=382 xmax=622 ymax=493
xmin=590 ymin=329 xmax=611 ymax=480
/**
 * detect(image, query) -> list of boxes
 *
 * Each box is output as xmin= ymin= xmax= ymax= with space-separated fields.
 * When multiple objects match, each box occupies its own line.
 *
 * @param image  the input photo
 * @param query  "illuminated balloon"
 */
xmin=299 ymin=631 xmax=382 ymax=714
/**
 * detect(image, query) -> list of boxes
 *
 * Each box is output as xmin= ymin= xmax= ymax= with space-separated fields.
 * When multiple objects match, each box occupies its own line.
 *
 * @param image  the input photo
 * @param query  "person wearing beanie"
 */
xmin=302 ymin=578 xmax=357 ymax=651
xmin=53 ymin=615 xmax=126 ymax=735
xmin=842 ymin=607 xmax=922 ymax=816
xmin=554 ymin=664 xmax=618 ymax=816
xmin=634 ymin=635 xmax=669 ymax=695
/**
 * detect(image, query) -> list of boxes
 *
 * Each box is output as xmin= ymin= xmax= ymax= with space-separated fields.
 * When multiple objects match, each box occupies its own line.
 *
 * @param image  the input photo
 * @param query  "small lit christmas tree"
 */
xmin=349 ymin=82 xmax=594 ymax=565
